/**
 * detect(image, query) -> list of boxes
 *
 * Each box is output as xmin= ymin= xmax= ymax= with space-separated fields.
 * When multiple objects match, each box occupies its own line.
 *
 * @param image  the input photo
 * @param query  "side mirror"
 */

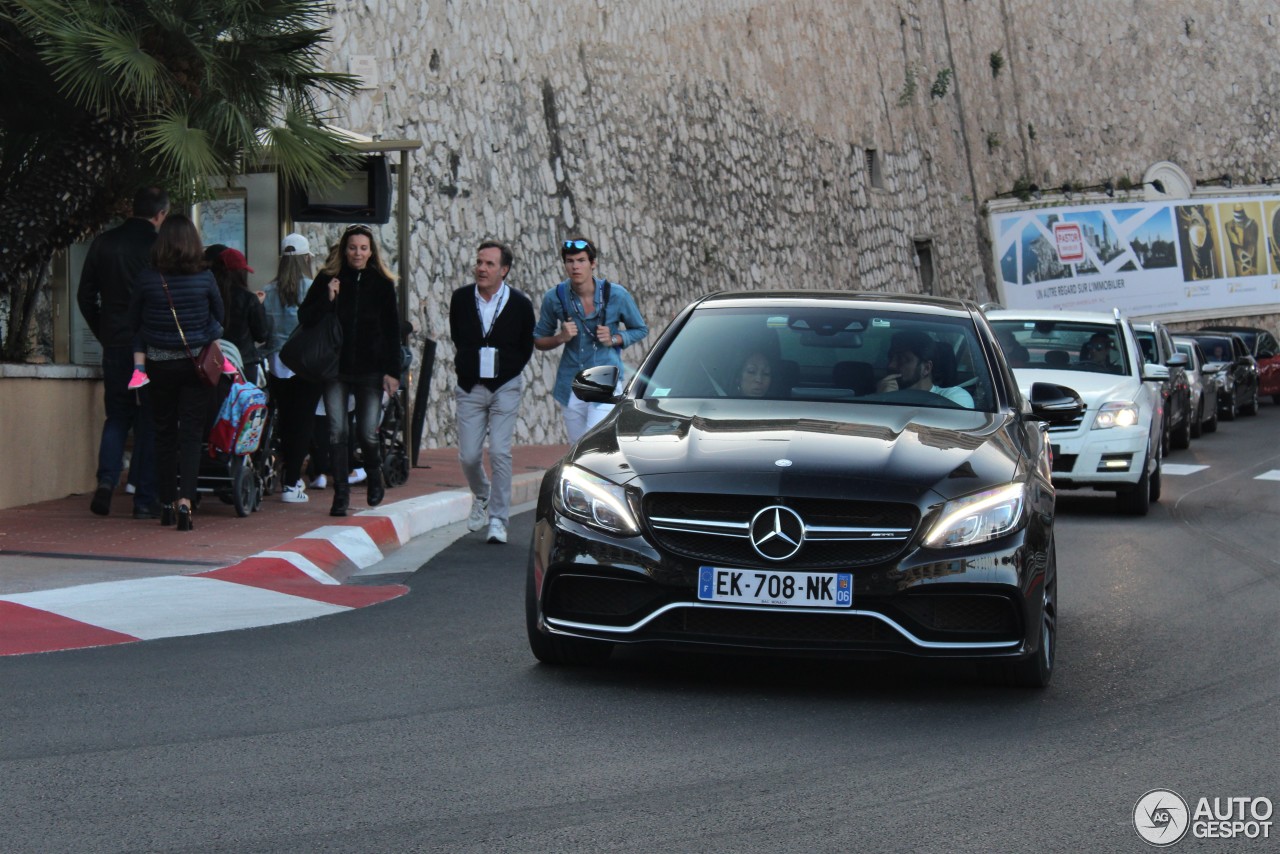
xmin=1028 ymin=382 xmax=1084 ymax=423
xmin=1143 ymin=363 xmax=1170 ymax=381
xmin=572 ymin=365 xmax=620 ymax=403
xmin=1166 ymin=352 xmax=1189 ymax=369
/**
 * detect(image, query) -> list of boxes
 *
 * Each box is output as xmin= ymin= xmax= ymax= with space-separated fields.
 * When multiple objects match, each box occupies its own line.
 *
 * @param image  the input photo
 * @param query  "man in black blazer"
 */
xmin=448 ymin=240 xmax=535 ymax=544
xmin=77 ymin=187 xmax=169 ymax=519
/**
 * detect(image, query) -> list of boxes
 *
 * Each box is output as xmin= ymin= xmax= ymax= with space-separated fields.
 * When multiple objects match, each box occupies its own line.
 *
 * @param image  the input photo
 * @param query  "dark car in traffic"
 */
xmin=526 ymin=292 xmax=1084 ymax=687
xmin=1190 ymin=331 xmax=1259 ymax=420
xmin=1133 ymin=320 xmax=1192 ymax=451
xmin=1199 ymin=325 xmax=1280 ymax=405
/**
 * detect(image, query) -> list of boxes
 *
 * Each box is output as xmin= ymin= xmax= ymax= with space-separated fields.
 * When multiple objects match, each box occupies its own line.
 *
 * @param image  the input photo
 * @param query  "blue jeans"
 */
xmin=96 ymin=346 xmax=157 ymax=510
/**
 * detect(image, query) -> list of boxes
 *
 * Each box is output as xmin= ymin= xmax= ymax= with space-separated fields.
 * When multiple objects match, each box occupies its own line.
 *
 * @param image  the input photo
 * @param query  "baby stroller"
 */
xmin=194 ymin=341 xmax=275 ymax=517
xmin=378 ymin=385 xmax=410 ymax=488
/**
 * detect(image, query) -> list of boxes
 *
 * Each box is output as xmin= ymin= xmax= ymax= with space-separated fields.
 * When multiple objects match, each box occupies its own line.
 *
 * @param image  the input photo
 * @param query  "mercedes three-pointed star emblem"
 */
xmin=749 ymin=505 xmax=806 ymax=561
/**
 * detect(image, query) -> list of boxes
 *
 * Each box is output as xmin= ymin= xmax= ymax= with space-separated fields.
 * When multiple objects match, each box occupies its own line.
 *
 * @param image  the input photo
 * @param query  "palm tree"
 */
xmin=0 ymin=0 xmax=359 ymax=360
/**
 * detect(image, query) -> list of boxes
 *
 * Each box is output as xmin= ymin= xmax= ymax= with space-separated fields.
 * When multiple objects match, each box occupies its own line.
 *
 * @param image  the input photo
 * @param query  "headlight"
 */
xmin=553 ymin=466 xmax=641 ymax=535
xmin=1091 ymin=401 xmax=1139 ymax=429
xmin=923 ymin=483 xmax=1025 ymax=548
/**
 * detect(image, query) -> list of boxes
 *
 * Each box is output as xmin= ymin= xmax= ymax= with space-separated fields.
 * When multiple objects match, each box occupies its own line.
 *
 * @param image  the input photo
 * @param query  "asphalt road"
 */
xmin=2 ymin=409 xmax=1278 ymax=853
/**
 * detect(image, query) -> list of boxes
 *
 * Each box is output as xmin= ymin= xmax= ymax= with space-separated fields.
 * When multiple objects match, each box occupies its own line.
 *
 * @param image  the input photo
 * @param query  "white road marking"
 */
xmin=1161 ymin=464 xmax=1209 ymax=476
xmin=1255 ymin=470 xmax=1280 ymax=481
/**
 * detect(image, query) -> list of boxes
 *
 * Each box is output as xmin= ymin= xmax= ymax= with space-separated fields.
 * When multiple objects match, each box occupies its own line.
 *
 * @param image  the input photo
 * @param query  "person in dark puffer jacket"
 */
xmin=296 ymin=224 xmax=401 ymax=517
xmin=128 ymin=214 xmax=223 ymax=532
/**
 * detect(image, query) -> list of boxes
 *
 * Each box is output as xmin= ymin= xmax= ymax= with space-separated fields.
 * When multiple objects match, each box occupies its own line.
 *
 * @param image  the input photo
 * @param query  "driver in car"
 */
xmin=875 ymin=330 xmax=974 ymax=407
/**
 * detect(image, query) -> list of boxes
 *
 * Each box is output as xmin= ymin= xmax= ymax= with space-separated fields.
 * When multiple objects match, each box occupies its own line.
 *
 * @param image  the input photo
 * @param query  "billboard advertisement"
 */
xmin=991 ymin=196 xmax=1280 ymax=316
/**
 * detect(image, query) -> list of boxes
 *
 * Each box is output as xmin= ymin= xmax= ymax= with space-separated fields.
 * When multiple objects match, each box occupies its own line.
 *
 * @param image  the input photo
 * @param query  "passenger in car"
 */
xmin=736 ymin=351 xmax=774 ymax=398
xmin=875 ymin=330 xmax=974 ymax=407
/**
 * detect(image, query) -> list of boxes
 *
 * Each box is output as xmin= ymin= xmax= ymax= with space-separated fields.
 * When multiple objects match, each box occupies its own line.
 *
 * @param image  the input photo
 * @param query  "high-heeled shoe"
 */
xmin=159 ymin=503 xmax=176 ymax=527
xmin=176 ymin=504 xmax=194 ymax=532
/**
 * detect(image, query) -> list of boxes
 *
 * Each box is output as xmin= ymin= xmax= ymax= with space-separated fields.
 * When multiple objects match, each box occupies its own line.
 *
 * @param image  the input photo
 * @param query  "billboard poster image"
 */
xmin=992 ymin=194 xmax=1280 ymax=316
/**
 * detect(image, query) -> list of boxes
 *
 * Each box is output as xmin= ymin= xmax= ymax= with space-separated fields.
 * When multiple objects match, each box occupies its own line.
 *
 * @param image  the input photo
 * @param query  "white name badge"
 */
xmin=479 ymin=347 xmax=497 ymax=378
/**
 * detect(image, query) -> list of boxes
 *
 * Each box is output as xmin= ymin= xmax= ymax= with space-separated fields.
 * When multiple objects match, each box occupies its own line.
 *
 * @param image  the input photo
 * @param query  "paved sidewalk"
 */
xmin=0 ymin=443 xmax=567 ymax=655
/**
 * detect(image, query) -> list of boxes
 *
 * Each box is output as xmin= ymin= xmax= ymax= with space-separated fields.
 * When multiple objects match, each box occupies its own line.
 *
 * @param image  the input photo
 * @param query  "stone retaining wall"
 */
xmin=313 ymin=1 xmax=1279 ymax=448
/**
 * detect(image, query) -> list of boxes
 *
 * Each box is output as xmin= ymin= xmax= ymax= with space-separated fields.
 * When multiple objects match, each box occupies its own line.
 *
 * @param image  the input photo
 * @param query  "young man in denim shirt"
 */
xmin=534 ymin=237 xmax=648 ymax=442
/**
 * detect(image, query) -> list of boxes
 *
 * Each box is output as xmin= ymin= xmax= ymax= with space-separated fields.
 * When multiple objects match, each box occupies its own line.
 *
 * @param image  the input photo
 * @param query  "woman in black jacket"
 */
xmin=214 ymin=247 xmax=270 ymax=382
xmin=297 ymin=224 xmax=401 ymax=516
xmin=128 ymin=214 xmax=223 ymax=531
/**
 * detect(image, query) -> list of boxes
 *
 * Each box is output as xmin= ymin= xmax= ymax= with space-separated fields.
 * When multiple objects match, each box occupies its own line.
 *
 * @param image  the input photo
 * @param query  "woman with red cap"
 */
xmin=214 ymin=247 xmax=270 ymax=383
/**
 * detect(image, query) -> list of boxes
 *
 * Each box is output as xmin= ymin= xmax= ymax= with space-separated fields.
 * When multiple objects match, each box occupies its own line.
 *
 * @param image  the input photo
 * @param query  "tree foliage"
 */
xmin=0 ymin=0 xmax=359 ymax=360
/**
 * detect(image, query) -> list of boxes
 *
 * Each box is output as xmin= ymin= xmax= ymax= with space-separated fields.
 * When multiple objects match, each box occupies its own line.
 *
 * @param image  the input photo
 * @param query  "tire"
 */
xmin=1222 ymin=395 xmax=1237 ymax=421
xmin=1204 ymin=401 xmax=1219 ymax=433
xmin=1159 ymin=415 xmax=1171 ymax=457
xmin=525 ymin=552 xmax=613 ymax=666
xmin=1189 ymin=400 xmax=1203 ymax=439
xmin=232 ymin=456 xmax=255 ymax=517
xmin=1243 ymin=387 xmax=1260 ymax=416
xmin=1010 ymin=554 xmax=1057 ymax=689
xmin=383 ymin=450 xmax=410 ymax=488
xmin=1117 ymin=446 xmax=1152 ymax=516
xmin=1172 ymin=409 xmax=1192 ymax=449
xmin=1272 ymin=394 xmax=1280 ymax=406
xmin=1148 ymin=446 xmax=1162 ymax=503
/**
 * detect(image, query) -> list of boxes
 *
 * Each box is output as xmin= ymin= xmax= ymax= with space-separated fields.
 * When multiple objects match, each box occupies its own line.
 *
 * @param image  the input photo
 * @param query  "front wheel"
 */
xmin=1117 ymin=446 xmax=1153 ymax=516
xmin=1009 ymin=561 xmax=1056 ymax=689
xmin=1172 ymin=409 xmax=1192 ymax=449
xmin=1243 ymin=386 xmax=1260 ymax=416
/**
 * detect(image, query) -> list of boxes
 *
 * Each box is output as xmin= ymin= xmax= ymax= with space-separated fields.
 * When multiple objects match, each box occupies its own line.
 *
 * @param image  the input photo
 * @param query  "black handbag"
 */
xmin=279 ymin=312 xmax=342 ymax=382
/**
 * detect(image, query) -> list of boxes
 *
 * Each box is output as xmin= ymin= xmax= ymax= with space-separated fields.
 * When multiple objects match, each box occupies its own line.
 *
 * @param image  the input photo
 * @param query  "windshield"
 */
xmin=1193 ymin=336 xmax=1233 ymax=363
xmin=989 ymin=319 xmax=1130 ymax=375
xmin=636 ymin=305 xmax=994 ymax=411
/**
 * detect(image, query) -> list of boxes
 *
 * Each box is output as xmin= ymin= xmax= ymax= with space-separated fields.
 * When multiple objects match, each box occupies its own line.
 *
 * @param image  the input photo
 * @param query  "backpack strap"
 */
xmin=556 ymin=282 xmax=571 ymax=319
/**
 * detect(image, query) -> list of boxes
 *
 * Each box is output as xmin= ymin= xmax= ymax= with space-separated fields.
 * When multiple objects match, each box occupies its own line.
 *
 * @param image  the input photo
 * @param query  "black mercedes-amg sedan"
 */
xmin=526 ymin=292 xmax=1083 ymax=687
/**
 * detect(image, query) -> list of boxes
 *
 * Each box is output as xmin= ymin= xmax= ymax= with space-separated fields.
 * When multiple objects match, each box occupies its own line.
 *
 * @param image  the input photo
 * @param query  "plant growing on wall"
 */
xmin=986 ymin=131 xmax=1001 ymax=152
xmin=930 ymin=68 xmax=953 ymax=99
xmin=897 ymin=66 xmax=918 ymax=107
xmin=0 ymin=0 xmax=360 ymax=361
xmin=989 ymin=50 xmax=1004 ymax=78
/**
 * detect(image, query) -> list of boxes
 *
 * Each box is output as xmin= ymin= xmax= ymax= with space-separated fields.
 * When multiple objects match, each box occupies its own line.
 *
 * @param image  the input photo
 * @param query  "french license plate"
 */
xmin=698 ymin=566 xmax=853 ymax=608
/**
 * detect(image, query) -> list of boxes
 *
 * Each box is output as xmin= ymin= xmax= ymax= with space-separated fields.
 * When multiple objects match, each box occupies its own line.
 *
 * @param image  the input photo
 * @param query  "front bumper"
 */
xmin=1046 ymin=425 xmax=1149 ymax=489
xmin=530 ymin=514 xmax=1048 ymax=661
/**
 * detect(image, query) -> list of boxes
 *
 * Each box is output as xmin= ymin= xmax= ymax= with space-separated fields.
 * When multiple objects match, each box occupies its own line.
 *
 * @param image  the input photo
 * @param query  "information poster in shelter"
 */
xmin=196 ymin=195 xmax=247 ymax=253
xmin=991 ymin=195 xmax=1280 ymax=315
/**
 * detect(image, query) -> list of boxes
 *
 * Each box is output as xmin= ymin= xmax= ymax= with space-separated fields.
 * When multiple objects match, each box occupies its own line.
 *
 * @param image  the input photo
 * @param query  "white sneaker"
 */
xmin=486 ymin=518 xmax=507 ymax=544
xmin=309 ymin=474 xmax=327 ymax=490
xmin=349 ymin=467 xmax=367 ymax=484
xmin=125 ymin=483 xmax=136 ymax=495
xmin=467 ymin=496 xmax=489 ymax=531
xmin=282 ymin=480 xmax=309 ymax=503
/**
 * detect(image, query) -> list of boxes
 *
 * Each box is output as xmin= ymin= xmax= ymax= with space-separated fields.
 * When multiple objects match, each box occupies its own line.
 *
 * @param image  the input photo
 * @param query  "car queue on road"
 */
xmin=987 ymin=307 xmax=1274 ymax=517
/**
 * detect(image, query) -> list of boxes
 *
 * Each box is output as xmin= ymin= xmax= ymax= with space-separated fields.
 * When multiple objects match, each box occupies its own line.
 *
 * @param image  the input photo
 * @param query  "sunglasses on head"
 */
xmin=344 ymin=225 xmax=373 ymax=236
xmin=562 ymin=239 xmax=591 ymax=251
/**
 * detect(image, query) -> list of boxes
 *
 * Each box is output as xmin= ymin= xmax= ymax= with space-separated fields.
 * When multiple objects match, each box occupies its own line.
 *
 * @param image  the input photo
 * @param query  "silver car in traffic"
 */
xmin=1173 ymin=336 xmax=1219 ymax=437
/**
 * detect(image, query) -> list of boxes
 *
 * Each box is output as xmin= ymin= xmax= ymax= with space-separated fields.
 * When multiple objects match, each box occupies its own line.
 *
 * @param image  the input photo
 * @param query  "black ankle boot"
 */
xmin=364 ymin=448 xmax=385 ymax=506
xmin=159 ymin=503 xmax=176 ymax=526
xmin=330 ymin=443 xmax=350 ymax=517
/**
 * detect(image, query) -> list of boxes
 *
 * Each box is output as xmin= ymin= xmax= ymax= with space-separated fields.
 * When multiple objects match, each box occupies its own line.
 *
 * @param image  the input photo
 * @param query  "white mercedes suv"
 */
xmin=986 ymin=308 xmax=1166 ymax=515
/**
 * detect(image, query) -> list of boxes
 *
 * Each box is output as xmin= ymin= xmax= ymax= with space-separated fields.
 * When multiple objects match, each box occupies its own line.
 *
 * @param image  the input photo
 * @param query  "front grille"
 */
xmin=893 ymin=595 xmax=1018 ymax=635
xmin=646 ymin=608 xmax=908 ymax=646
xmin=644 ymin=493 xmax=918 ymax=569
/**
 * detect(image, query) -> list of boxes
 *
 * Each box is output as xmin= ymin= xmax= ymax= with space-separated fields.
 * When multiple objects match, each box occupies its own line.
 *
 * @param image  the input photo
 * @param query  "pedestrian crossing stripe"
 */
xmin=1161 ymin=464 xmax=1209 ymax=475
xmin=1255 ymin=470 xmax=1280 ymax=481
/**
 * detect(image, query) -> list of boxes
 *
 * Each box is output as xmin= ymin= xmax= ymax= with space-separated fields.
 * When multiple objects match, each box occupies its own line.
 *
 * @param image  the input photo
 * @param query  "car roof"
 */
xmin=1200 ymin=324 xmax=1266 ymax=333
xmin=696 ymin=290 xmax=980 ymax=318
xmin=986 ymin=308 xmax=1125 ymax=325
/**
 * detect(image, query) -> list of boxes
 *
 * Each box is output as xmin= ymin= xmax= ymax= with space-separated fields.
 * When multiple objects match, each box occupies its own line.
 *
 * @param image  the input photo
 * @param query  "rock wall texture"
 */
xmin=310 ymin=0 xmax=1280 ymax=448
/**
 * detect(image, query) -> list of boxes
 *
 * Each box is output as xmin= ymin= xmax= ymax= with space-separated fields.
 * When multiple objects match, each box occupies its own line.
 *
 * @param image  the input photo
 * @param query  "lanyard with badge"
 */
xmin=476 ymin=284 xmax=507 ymax=379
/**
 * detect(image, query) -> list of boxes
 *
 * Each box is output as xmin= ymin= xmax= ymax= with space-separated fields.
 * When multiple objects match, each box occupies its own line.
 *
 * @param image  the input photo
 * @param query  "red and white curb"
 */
xmin=0 ymin=475 xmax=543 ymax=657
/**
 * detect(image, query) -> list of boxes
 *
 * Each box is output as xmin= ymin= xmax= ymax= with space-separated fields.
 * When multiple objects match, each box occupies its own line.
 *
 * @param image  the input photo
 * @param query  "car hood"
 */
xmin=570 ymin=398 xmax=1023 ymax=503
xmin=1010 ymin=367 xmax=1141 ymax=404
